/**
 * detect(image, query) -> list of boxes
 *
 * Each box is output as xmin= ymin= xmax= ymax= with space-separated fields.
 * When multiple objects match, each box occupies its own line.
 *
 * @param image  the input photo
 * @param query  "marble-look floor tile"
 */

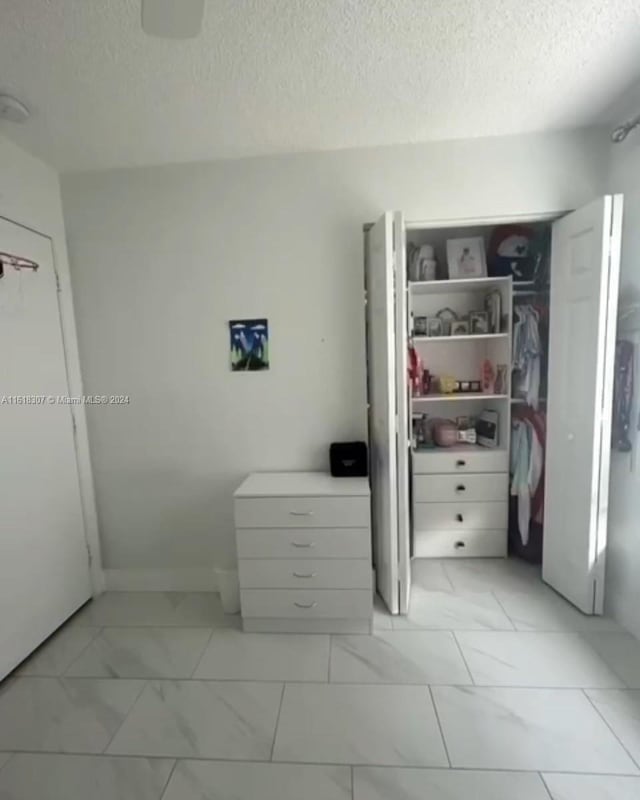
xmin=0 ymin=677 xmax=144 ymax=753
xmin=163 ymin=761 xmax=351 ymax=800
xmin=583 ymin=633 xmax=640 ymax=688
xmin=373 ymin=595 xmax=394 ymax=630
xmin=432 ymin=686 xmax=638 ymax=773
xmin=172 ymin=593 xmax=240 ymax=628
xmin=393 ymin=589 xmax=514 ymax=631
xmin=194 ymin=630 xmax=329 ymax=681
xmin=412 ymin=560 xmax=454 ymax=591
xmin=16 ymin=625 xmax=100 ymax=676
xmin=330 ymin=631 xmax=471 ymax=684
xmin=72 ymin=592 xmax=238 ymax=628
xmin=65 ymin=627 xmax=212 ymax=678
xmin=494 ymin=590 xmax=621 ymax=632
xmin=108 ymin=680 xmax=282 ymax=759
xmin=354 ymin=767 xmax=550 ymax=800
xmin=0 ymin=754 xmax=173 ymax=800
xmin=272 ymin=683 xmax=448 ymax=766
xmin=73 ymin=592 xmax=189 ymax=626
xmin=587 ymin=690 xmax=640 ymax=767
xmin=443 ymin=558 xmax=544 ymax=594
xmin=456 ymin=632 xmax=625 ymax=687
xmin=543 ymin=773 xmax=640 ymax=800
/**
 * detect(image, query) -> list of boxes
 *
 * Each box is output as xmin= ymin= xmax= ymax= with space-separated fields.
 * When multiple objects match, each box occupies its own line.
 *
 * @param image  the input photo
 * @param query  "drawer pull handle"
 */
xmin=455 ymin=460 xmax=466 ymax=468
xmin=456 ymin=513 xmax=464 ymax=522
xmin=454 ymin=541 xmax=466 ymax=549
xmin=289 ymin=511 xmax=314 ymax=517
xmin=294 ymin=601 xmax=317 ymax=609
xmin=291 ymin=541 xmax=315 ymax=548
xmin=455 ymin=485 xmax=466 ymax=493
xmin=293 ymin=572 xmax=317 ymax=578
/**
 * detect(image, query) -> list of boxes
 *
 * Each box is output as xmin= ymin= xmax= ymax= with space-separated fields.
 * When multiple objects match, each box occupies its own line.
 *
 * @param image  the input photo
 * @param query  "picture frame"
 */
xmin=450 ymin=320 xmax=469 ymax=336
xmin=426 ymin=317 xmax=443 ymax=337
xmin=413 ymin=315 xmax=428 ymax=336
xmin=436 ymin=306 xmax=457 ymax=336
xmin=477 ymin=409 xmax=499 ymax=448
xmin=446 ymin=236 xmax=487 ymax=280
xmin=469 ymin=310 xmax=490 ymax=335
xmin=229 ymin=318 xmax=269 ymax=371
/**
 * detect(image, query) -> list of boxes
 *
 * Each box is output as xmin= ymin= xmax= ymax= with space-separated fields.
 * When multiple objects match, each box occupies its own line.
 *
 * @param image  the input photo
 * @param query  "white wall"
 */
xmin=61 ymin=129 xmax=609 ymax=587
xmin=0 ymin=132 xmax=103 ymax=591
xmin=606 ymin=134 xmax=640 ymax=638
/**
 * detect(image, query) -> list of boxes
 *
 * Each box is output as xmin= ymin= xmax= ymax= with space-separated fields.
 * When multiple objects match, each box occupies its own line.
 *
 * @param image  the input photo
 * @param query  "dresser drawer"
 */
xmin=240 ymin=589 xmax=372 ymax=619
xmin=414 ymin=528 xmax=507 ymax=558
xmin=413 ymin=448 xmax=508 ymax=475
xmin=414 ymin=501 xmax=507 ymax=531
xmin=238 ymin=558 xmax=371 ymax=589
xmin=236 ymin=528 xmax=371 ymax=559
xmin=413 ymin=473 xmax=506 ymax=503
xmin=234 ymin=496 xmax=370 ymax=529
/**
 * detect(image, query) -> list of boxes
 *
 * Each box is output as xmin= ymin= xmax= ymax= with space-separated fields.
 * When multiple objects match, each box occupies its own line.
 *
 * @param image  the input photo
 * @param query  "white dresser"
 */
xmin=234 ymin=472 xmax=372 ymax=633
xmin=412 ymin=447 xmax=508 ymax=558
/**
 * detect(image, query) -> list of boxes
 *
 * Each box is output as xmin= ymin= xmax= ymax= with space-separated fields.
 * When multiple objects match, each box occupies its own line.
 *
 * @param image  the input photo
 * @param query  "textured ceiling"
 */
xmin=0 ymin=0 xmax=639 ymax=172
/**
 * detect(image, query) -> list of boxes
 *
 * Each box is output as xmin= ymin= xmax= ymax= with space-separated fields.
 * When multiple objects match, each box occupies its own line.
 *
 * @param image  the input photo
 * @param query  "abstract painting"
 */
xmin=229 ymin=318 xmax=269 ymax=371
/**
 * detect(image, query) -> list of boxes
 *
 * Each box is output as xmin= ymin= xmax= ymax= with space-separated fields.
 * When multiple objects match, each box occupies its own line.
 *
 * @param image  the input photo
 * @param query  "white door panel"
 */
xmin=366 ymin=213 xmax=399 ymax=613
xmin=0 ymin=219 xmax=91 ymax=678
xmin=394 ymin=212 xmax=411 ymax=615
xmin=543 ymin=196 xmax=622 ymax=614
xmin=366 ymin=211 xmax=410 ymax=615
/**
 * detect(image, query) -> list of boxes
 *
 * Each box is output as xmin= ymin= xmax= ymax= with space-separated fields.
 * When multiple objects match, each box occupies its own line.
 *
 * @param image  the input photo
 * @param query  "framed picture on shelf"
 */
xmin=413 ymin=315 xmax=428 ymax=336
xmin=446 ymin=237 xmax=487 ymax=279
xmin=450 ymin=320 xmax=469 ymax=336
xmin=469 ymin=311 xmax=490 ymax=335
xmin=426 ymin=317 xmax=443 ymax=337
xmin=477 ymin=409 xmax=499 ymax=448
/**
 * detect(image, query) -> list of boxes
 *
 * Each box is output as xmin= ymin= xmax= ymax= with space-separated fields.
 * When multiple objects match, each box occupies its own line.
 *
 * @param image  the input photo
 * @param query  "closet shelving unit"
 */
xmin=409 ymin=276 xmax=513 ymax=437
xmin=409 ymin=274 xmax=513 ymax=558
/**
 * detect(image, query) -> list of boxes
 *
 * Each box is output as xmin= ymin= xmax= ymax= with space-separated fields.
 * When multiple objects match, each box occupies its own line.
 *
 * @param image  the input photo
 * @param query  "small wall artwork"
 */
xmin=229 ymin=318 xmax=269 ymax=371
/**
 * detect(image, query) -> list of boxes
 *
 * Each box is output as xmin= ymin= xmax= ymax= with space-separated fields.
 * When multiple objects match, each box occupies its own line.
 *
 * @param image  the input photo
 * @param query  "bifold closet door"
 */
xmin=366 ymin=211 xmax=410 ymax=615
xmin=543 ymin=195 xmax=623 ymax=614
xmin=0 ymin=218 xmax=92 ymax=679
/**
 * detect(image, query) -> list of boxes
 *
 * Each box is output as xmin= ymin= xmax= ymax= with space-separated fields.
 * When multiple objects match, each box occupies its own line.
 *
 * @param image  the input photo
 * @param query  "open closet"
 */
xmin=365 ymin=197 xmax=623 ymax=617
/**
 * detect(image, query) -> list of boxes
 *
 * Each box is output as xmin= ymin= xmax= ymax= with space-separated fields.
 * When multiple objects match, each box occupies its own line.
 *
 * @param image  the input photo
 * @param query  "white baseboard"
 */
xmin=104 ymin=568 xmax=217 ymax=592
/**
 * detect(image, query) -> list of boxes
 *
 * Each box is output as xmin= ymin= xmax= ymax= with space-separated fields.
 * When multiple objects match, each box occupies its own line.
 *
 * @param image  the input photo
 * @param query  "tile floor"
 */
xmin=0 ymin=560 xmax=639 ymax=798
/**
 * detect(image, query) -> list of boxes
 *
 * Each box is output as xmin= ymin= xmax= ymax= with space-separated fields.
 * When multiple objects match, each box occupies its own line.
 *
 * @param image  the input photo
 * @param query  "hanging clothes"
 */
xmin=510 ymin=408 xmax=546 ymax=546
xmin=612 ymin=340 xmax=634 ymax=452
xmin=512 ymin=305 xmax=542 ymax=409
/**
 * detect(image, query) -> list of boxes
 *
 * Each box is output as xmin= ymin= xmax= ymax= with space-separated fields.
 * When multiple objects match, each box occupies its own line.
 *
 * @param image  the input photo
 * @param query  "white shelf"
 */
xmin=409 ymin=276 xmax=512 ymax=296
xmin=412 ymin=393 xmax=509 ymax=403
xmin=412 ymin=333 xmax=508 ymax=343
xmin=413 ymin=444 xmax=508 ymax=456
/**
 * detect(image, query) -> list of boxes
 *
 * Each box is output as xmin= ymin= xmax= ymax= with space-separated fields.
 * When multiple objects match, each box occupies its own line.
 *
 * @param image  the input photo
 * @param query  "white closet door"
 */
xmin=394 ymin=212 xmax=411 ymax=615
xmin=0 ymin=219 xmax=92 ymax=679
xmin=366 ymin=211 xmax=409 ymax=615
xmin=543 ymin=195 xmax=622 ymax=614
